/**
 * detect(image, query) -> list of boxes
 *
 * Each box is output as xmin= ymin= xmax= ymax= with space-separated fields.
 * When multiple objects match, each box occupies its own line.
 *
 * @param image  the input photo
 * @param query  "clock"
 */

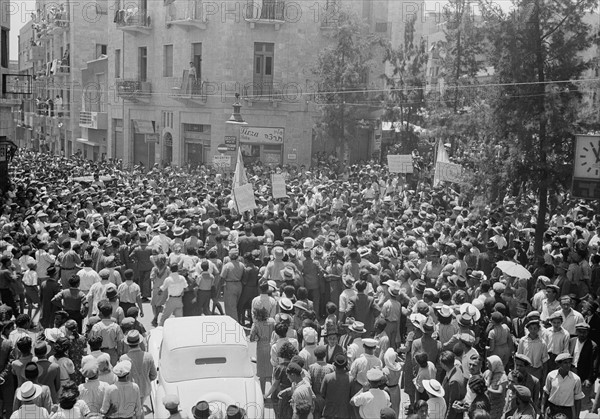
xmin=573 ymin=135 xmax=600 ymax=179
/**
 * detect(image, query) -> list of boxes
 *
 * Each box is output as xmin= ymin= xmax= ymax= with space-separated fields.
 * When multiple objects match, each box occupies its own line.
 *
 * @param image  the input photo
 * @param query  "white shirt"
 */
xmin=544 ymin=369 xmax=585 ymax=407
xmin=160 ymin=273 xmax=187 ymax=297
xmin=573 ymin=338 xmax=583 ymax=368
xmin=427 ymin=396 xmax=447 ymax=419
xmin=351 ymin=388 xmax=390 ymax=418
xmin=77 ymin=267 xmax=101 ymax=293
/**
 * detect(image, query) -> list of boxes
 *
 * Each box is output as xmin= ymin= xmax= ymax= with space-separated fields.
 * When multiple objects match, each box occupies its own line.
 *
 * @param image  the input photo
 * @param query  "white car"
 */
xmin=148 ymin=316 xmax=264 ymax=418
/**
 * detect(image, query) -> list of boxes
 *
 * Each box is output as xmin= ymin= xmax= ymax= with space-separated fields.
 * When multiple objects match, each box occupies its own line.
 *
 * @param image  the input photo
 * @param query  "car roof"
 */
xmin=162 ymin=316 xmax=248 ymax=349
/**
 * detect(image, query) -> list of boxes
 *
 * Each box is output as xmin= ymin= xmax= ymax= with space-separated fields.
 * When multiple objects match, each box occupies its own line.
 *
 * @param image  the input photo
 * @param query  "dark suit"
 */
xmin=442 ymin=365 xmax=467 ymax=419
xmin=569 ymin=337 xmax=599 ymax=383
xmin=512 ymin=316 xmax=527 ymax=339
xmin=321 ymin=370 xmax=352 ymax=419
xmin=37 ymin=358 xmax=61 ymax=403
xmin=325 ymin=344 xmax=345 ymax=364
xmin=0 ymin=337 xmax=14 ymax=415
xmin=346 ymin=293 xmax=379 ymax=334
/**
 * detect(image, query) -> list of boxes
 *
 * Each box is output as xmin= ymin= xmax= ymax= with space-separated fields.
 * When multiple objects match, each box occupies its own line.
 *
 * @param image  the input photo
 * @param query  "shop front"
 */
xmin=132 ymin=119 xmax=156 ymax=169
xmin=239 ymin=126 xmax=283 ymax=166
xmin=183 ymin=123 xmax=211 ymax=168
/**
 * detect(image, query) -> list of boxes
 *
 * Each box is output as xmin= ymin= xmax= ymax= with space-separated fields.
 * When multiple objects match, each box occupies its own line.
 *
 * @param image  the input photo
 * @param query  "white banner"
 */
xmin=435 ymin=161 xmax=464 ymax=184
xmin=272 ymin=174 xmax=287 ymax=199
xmin=387 ymin=155 xmax=413 ymax=173
xmin=234 ymin=184 xmax=258 ymax=212
xmin=239 ymin=126 xmax=284 ymax=144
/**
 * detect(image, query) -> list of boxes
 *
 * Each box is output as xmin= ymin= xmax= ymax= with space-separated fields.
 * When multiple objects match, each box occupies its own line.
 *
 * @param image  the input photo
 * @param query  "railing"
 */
xmin=115 ymin=8 xmax=151 ymax=28
xmin=169 ymin=77 xmax=208 ymax=101
xmin=116 ymin=79 xmax=152 ymax=100
xmin=246 ymin=1 xmax=285 ymax=21
xmin=166 ymin=1 xmax=204 ymax=22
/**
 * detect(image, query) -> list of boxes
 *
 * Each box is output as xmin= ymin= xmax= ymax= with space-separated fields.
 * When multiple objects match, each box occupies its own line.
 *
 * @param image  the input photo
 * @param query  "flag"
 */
xmin=233 ymin=147 xmax=248 ymax=188
xmin=433 ymin=139 xmax=450 ymax=187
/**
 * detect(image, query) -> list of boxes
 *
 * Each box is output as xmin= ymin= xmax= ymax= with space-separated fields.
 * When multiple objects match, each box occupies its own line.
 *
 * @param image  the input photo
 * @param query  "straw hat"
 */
xmin=423 ymin=379 xmax=445 ymax=398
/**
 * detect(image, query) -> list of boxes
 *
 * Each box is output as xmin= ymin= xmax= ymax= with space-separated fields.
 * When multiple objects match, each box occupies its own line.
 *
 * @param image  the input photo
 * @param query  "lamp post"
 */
xmin=225 ymin=93 xmax=248 ymax=126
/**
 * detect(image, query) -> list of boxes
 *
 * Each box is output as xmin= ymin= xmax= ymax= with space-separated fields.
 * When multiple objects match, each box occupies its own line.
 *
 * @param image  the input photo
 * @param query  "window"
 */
xmin=192 ymin=43 xmax=202 ymax=80
xmin=163 ymin=45 xmax=173 ymax=77
xmin=115 ymin=49 xmax=121 ymax=78
xmin=1 ymin=28 xmax=9 ymax=68
xmin=96 ymin=44 xmax=107 ymax=59
xmin=138 ymin=47 xmax=147 ymax=82
xmin=253 ymin=42 xmax=274 ymax=97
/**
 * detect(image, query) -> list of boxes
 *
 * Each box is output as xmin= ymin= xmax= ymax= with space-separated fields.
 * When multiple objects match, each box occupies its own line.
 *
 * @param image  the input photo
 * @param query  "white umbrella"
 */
xmin=495 ymin=261 xmax=532 ymax=279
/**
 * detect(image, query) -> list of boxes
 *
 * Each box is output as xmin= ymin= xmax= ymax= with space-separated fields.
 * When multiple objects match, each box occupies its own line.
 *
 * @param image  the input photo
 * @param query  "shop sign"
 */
xmin=240 ymin=127 xmax=284 ymax=144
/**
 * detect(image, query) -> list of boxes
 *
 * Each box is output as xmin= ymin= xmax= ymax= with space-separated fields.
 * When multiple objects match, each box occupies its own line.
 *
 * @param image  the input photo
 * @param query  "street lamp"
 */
xmin=225 ymin=93 xmax=248 ymax=125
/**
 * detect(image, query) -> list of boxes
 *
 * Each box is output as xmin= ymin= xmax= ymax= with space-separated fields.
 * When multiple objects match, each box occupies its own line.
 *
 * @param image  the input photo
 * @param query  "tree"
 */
xmin=381 ymin=16 xmax=428 ymax=153
xmin=441 ymin=0 xmax=486 ymax=111
xmin=483 ymin=0 xmax=597 ymax=256
xmin=312 ymin=8 xmax=382 ymax=160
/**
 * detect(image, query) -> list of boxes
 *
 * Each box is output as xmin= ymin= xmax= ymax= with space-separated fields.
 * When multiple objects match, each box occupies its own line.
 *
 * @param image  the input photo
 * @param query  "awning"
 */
xmin=133 ymin=120 xmax=155 ymax=134
xmin=75 ymin=137 xmax=91 ymax=144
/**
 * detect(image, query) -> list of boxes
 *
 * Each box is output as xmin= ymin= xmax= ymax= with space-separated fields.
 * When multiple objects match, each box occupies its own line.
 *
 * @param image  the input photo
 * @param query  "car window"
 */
xmin=161 ymin=346 xmax=254 ymax=382
xmin=195 ymin=357 xmax=226 ymax=365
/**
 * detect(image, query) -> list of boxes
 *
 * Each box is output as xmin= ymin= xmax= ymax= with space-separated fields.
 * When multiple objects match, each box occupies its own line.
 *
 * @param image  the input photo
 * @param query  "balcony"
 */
xmin=165 ymin=1 xmax=207 ymax=30
xmin=169 ymin=77 xmax=208 ymax=104
xmin=79 ymin=111 xmax=108 ymax=129
xmin=49 ymin=18 xmax=70 ymax=35
xmin=245 ymin=1 xmax=285 ymax=30
xmin=116 ymin=80 xmax=152 ymax=102
xmin=116 ymin=9 xmax=152 ymax=34
xmin=242 ymin=83 xmax=283 ymax=107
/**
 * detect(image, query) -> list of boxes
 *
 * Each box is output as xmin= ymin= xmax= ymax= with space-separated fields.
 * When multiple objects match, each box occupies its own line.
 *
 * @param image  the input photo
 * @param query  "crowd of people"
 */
xmin=0 ymin=149 xmax=599 ymax=419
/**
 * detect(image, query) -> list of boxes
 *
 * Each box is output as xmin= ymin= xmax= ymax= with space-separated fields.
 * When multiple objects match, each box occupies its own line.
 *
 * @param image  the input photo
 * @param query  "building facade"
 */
xmin=80 ymin=55 xmax=108 ymax=160
xmin=25 ymin=0 xmax=108 ymax=156
xmin=106 ymin=0 xmax=410 ymax=169
xmin=1 ymin=0 xmax=20 ymax=140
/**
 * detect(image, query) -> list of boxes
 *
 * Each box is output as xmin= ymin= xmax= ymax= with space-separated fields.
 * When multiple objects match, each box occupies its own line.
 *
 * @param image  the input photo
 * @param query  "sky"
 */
xmin=9 ymin=0 xmax=36 ymax=60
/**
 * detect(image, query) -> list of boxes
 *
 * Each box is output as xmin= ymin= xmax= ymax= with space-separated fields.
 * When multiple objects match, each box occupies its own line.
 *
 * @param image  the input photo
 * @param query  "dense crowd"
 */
xmin=0 ymin=149 xmax=599 ymax=419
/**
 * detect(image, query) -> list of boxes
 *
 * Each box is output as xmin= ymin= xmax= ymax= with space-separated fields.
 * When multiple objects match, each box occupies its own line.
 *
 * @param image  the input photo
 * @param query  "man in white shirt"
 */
xmin=351 ymin=367 xmax=391 ymax=418
xmin=158 ymin=264 xmax=188 ymax=326
xmin=542 ymin=353 xmax=585 ymax=419
xmin=559 ymin=296 xmax=585 ymax=336
xmin=77 ymin=257 xmax=101 ymax=295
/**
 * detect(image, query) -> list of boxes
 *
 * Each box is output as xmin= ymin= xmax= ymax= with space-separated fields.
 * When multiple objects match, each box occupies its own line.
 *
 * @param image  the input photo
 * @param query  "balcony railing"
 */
xmin=170 ymin=77 xmax=208 ymax=103
xmin=246 ymin=1 xmax=285 ymax=24
xmin=116 ymin=79 xmax=152 ymax=102
xmin=166 ymin=1 xmax=206 ymax=29
xmin=116 ymin=8 xmax=152 ymax=33
xmin=242 ymin=83 xmax=283 ymax=103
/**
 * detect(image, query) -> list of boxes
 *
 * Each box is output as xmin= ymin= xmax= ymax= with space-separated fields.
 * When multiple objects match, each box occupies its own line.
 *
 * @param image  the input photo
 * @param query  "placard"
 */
xmin=272 ymin=174 xmax=287 ymax=199
xmin=387 ymin=155 xmax=413 ymax=173
xmin=213 ymin=154 xmax=231 ymax=168
xmin=234 ymin=184 xmax=258 ymax=212
xmin=435 ymin=161 xmax=464 ymax=183
xmin=239 ymin=126 xmax=284 ymax=144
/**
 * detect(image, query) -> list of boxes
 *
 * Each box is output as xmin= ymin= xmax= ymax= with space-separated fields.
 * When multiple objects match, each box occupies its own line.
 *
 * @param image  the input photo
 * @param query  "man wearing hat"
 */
xmin=89 ymin=301 xmax=124 ymax=366
xmin=351 ymin=367 xmax=391 ymax=418
xmin=119 ymin=330 xmax=157 ymax=407
xmin=568 ymin=322 xmax=598 ymax=410
xmin=220 ymin=248 xmax=244 ymax=321
xmin=14 ymin=361 xmax=52 ymax=412
xmin=345 ymin=322 xmax=368 ymax=363
xmin=349 ymin=338 xmax=382 ymax=406
xmin=11 ymin=381 xmax=48 ymax=419
xmin=191 ymin=400 xmax=212 ymax=419
xmin=505 ymin=385 xmax=536 ymax=419
xmin=100 ymin=360 xmax=142 ymax=419
xmin=79 ymin=358 xmax=110 ymax=416
xmin=542 ymin=353 xmax=584 ymax=419
xmin=508 ymin=354 xmax=540 ymax=412
xmin=517 ymin=317 xmax=549 ymax=382
xmin=148 ymin=223 xmax=173 ymax=254
xmin=321 ymin=354 xmax=352 ymax=419
xmin=546 ymin=311 xmax=570 ymax=371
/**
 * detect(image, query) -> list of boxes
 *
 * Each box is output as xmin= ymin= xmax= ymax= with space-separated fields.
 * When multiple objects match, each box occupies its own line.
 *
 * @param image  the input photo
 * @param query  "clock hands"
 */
xmin=590 ymin=142 xmax=600 ymax=163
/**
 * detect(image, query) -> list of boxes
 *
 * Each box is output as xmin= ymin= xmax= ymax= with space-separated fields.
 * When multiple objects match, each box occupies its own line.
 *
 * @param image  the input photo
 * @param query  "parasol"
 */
xmin=495 ymin=261 xmax=532 ymax=279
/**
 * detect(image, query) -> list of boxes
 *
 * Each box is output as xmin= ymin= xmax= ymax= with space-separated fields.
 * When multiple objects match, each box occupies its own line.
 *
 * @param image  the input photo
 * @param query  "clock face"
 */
xmin=574 ymin=136 xmax=600 ymax=179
